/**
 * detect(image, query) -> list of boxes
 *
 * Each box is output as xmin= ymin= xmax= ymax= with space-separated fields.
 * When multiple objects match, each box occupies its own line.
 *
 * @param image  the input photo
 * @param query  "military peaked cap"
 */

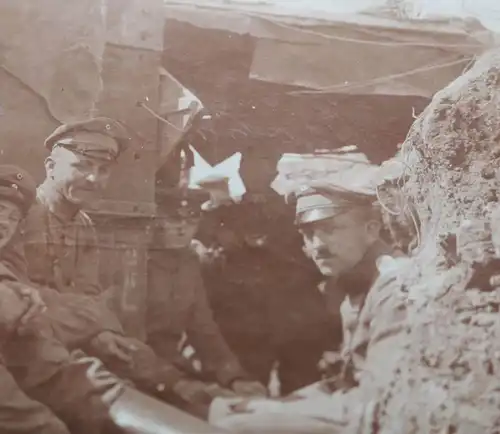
xmin=44 ymin=117 xmax=133 ymax=162
xmin=291 ymin=181 xmax=377 ymax=226
xmin=0 ymin=165 xmax=37 ymax=215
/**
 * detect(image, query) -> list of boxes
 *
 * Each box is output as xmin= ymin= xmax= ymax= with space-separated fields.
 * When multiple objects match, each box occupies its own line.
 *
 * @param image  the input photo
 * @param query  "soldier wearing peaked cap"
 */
xmin=210 ymin=180 xmax=407 ymax=434
xmin=0 ymin=165 xmax=37 ymax=216
xmin=147 ymin=188 xmax=267 ymax=407
xmin=14 ymin=118 xmax=255 ymax=423
xmin=289 ymin=181 xmax=383 ymax=279
xmin=0 ymin=164 xmax=127 ymax=434
xmin=194 ymin=183 xmax=337 ymax=396
xmin=0 ymin=169 xmax=230 ymax=434
xmin=0 ymin=165 xmax=48 ymax=328
xmin=38 ymin=117 xmax=133 ymax=210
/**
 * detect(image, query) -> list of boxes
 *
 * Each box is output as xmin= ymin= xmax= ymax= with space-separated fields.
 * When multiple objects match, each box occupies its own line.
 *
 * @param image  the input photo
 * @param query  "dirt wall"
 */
xmin=353 ymin=48 xmax=500 ymax=434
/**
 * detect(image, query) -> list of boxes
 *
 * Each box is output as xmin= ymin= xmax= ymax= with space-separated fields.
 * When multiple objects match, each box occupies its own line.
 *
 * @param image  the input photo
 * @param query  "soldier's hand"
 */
xmin=91 ymin=331 xmax=137 ymax=364
xmin=7 ymin=282 xmax=47 ymax=328
xmin=276 ymin=393 xmax=305 ymax=402
xmin=231 ymin=380 xmax=268 ymax=397
xmin=19 ymin=286 xmax=47 ymax=326
xmin=318 ymin=351 xmax=344 ymax=376
xmin=228 ymin=398 xmax=255 ymax=414
xmin=229 ymin=397 xmax=284 ymax=413
xmin=0 ymin=284 xmax=31 ymax=332
xmin=173 ymin=379 xmax=217 ymax=406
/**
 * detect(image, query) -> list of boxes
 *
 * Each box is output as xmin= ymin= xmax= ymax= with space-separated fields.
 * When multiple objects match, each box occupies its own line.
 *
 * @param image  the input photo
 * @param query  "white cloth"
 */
xmin=210 ymin=387 xmax=359 ymax=425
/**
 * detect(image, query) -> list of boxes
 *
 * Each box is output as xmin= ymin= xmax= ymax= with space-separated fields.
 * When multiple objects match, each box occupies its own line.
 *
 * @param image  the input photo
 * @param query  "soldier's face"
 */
xmin=300 ymin=210 xmax=380 ymax=278
xmin=46 ymin=148 xmax=113 ymax=206
xmin=0 ymin=200 xmax=22 ymax=250
xmin=159 ymin=218 xmax=200 ymax=248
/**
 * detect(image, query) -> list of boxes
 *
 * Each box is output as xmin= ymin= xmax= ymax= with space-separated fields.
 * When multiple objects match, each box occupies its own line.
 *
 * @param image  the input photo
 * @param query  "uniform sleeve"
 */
xmin=185 ymin=255 xmax=250 ymax=387
xmin=2 ymin=243 xmax=124 ymax=347
xmin=0 ymin=363 xmax=70 ymax=434
xmin=0 ymin=283 xmax=31 ymax=336
xmin=6 ymin=212 xmax=124 ymax=348
xmin=38 ymin=286 xmax=124 ymax=349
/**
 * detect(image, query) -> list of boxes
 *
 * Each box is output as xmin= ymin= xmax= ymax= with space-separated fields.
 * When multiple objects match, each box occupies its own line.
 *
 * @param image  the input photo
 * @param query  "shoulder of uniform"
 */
xmin=22 ymin=201 xmax=48 ymax=233
xmin=368 ymin=256 xmax=411 ymax=308
xmin=375 ymin=255 xmax=410 ymax=277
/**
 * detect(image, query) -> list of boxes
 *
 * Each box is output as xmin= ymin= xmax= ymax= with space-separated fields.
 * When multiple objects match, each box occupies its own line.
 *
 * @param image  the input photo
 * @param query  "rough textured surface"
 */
xmin=0 ymin=0 xmax=106 ymax=123
xmin=0 ymin=0 xmax=164 ymax=210
xmin=355 ymin=48 xmax=500 ymax=434
xmin=163 ymin=20 xmax=428 ymax=194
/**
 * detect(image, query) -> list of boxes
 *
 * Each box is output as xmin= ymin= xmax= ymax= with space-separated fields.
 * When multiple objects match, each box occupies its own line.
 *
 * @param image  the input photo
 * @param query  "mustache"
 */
xmin=302 ymin=245 xmax=333 ymax=260
xmin=77 ymin=183 xmax=99 ymax=191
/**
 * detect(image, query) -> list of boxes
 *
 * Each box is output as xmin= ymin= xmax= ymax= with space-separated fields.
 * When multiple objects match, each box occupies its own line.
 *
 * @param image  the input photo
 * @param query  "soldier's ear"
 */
xmin=365 ymin=219 xmax=382 ymax=243
xmin=44 ymin=156 xmax=55 ymax=177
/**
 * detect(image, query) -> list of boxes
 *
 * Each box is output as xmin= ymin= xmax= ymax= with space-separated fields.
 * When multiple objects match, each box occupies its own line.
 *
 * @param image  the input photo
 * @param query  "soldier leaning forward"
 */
xmin=147 ymin=191 xmax=267 ymax=399
xmin=194 ymin=175 xmax=339 ymax=395
xmin=0 ymin=164 xmax=247 ymax=433
xmin=210 ymin=181 xmax=408 ymax=434
xmin=8 ymin=117 xmax=258 ymax=419
xmin=0 ymin=164 xmax=125 ymax=434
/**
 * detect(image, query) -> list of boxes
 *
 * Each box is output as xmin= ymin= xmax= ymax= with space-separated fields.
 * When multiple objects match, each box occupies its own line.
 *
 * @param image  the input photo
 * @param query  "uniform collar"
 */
xmin=336 ymin=239 xmax=394 ymax=298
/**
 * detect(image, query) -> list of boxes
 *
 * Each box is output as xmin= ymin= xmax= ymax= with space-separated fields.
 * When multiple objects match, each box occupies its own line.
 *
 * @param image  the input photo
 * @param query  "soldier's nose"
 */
xmin=85 ymin=173 xmax=97 ymax=183
xmin=311 ymin=234 xmax=327 ymax=249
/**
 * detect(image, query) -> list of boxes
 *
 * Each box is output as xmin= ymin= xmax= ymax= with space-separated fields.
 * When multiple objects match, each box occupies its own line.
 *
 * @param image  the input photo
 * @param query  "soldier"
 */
xmin=0 ymin=164 xmax=72 ymax=434
xmin=195 ymin=176 xmax=339 ymax=395
xmin=13 ymin=117 xmax=256 ymax=419
xmin=0 ymin=163 xmax=230 ymax=434
xmin=209 ymin=181 xmax=407 ymax=433
xmin=0 ymin=164 xmax=123 ymax=434
xmin=147 ymin=190 xmax=267 ymax=400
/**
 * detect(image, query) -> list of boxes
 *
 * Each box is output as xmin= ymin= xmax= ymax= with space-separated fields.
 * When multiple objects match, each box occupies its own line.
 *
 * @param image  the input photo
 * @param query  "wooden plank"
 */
xmin=95 ymin=44 xmax=162 ymax=211
xmin=92 ymin=214 xmax=152 ymax=339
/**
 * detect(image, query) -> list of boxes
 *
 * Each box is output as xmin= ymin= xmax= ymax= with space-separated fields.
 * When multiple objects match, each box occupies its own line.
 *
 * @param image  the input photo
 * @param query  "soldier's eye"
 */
xmin=73 ymin=161 xmax=91 ymax=171
xmin=98 ymin=165 xmax=112 ymax=175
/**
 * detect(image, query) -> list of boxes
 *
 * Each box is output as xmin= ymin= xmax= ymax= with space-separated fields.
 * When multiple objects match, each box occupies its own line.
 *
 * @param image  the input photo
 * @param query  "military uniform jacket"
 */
xmin=339 ymin=255 xmax=412 ymax=433
xmin=349 ymin=254 xmax=412 ymax=382
xmin=147 ymin=246 xmax=250 ymax=387
xmin=0 ymin=256 xmax=83 ymax=392
xmin=319 ymin=241 xmax=404 ymax=378
xmin=14 ymin=193 xmax=123 ymax=348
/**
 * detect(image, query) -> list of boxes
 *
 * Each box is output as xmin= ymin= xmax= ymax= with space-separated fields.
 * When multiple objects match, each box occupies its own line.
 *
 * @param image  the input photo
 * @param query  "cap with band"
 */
xmin=0 ymin=165 xmax=37 ymax=215
xmin=292 ymin=182 xmax=376 ymax=226
xmin=44 ymin=117 xmax=133 ymax=162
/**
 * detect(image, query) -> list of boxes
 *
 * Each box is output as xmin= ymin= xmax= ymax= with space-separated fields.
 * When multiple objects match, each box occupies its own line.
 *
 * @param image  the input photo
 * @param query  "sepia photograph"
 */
xmin=1 ymin=0 xmax=500 ymax=432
